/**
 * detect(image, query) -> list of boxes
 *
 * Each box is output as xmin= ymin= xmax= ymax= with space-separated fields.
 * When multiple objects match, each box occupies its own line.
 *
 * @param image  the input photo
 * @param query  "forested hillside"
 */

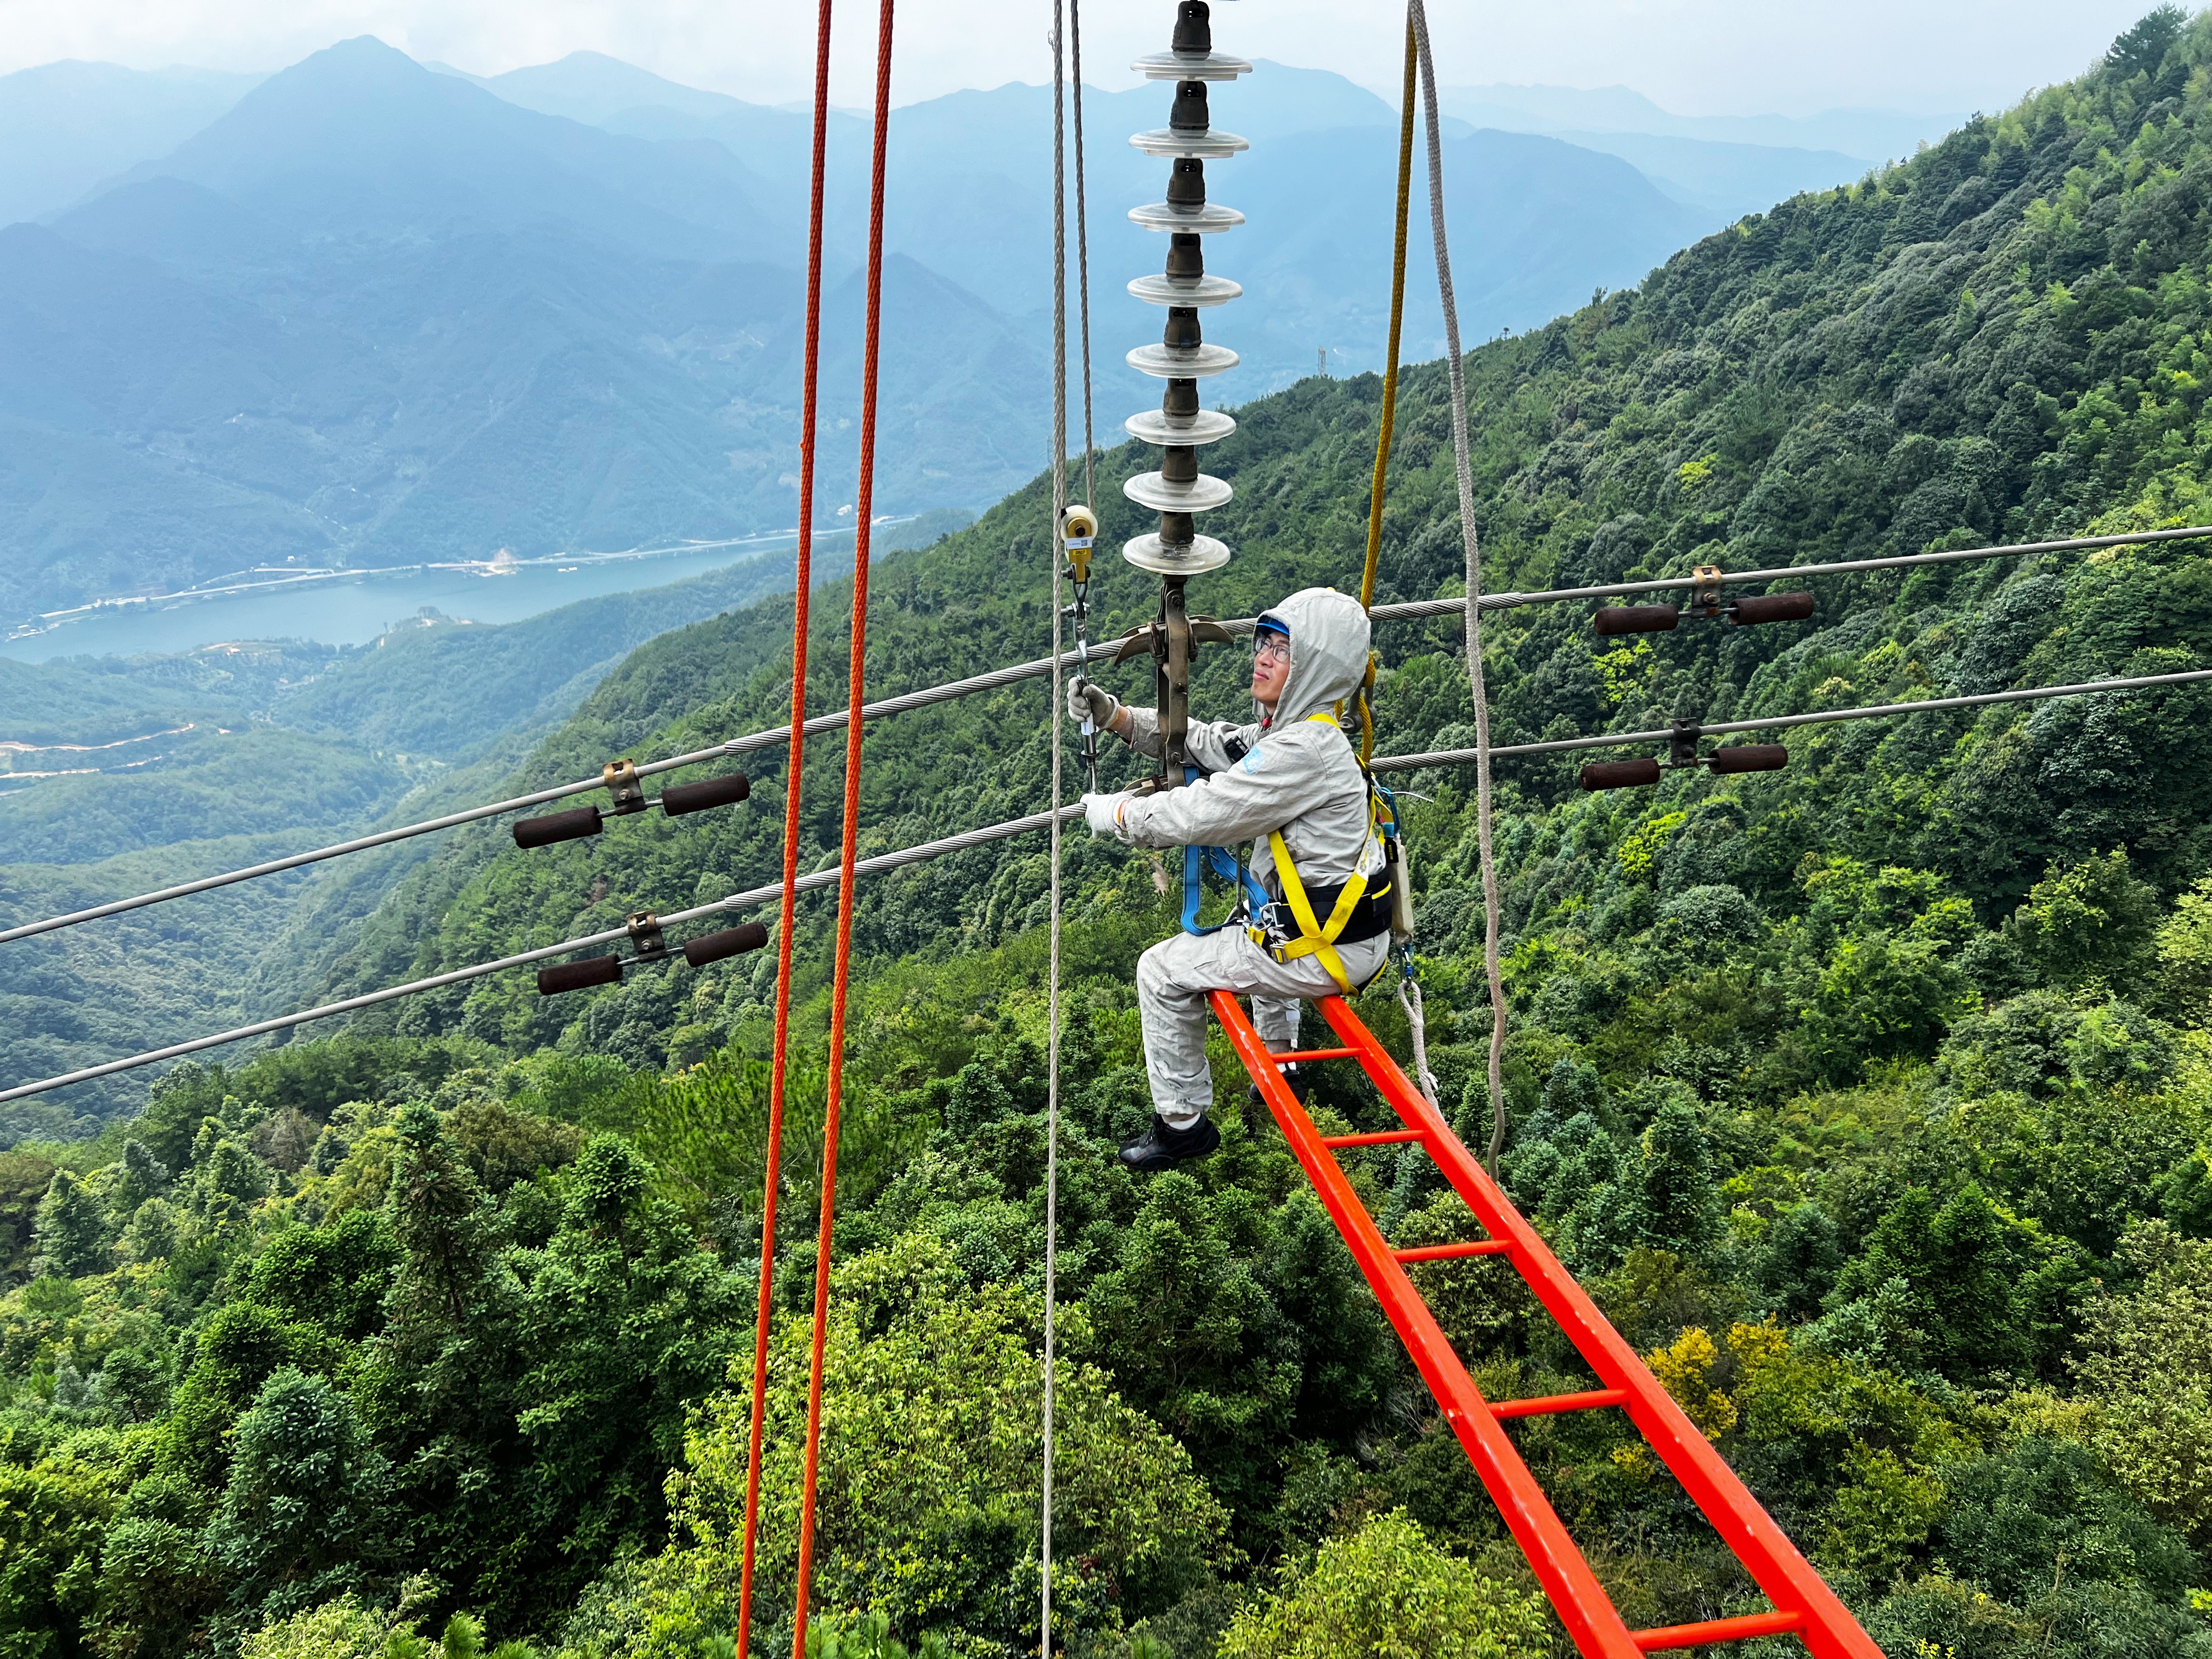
xmin=13 ymin=10 xmax=2212 ymax=1659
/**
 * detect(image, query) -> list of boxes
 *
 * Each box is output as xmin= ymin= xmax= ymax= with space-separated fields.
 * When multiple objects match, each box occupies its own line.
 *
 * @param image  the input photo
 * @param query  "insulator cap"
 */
xmin=1580 ymin=758 xmax=1663 ymax=791
xmin=1128 ymin=201 xmax=1243 ymax=233
xmin=538 ymin=955 xmax=624 ymax=995
xmin=1165 ymin=233 xmax=1204 ymax=281
xmin=1125 ymin=408 xmax=1237 ymax=446
xmin=1167 ymin=157 xmax=1206 ymax=208
xmin=1161 ymin=445 xmax=1198 ymax=485
xmin=1128 ymin=342 xmax=1238 ymax=377
xmin=513 ymin=805 xmax=602 ymax=848
xmin=1171 ymin=78 xmax=1210 ymax=132
xmin=1729 ymin=592 xmax=1816 ymax=626
xmin=1707 ymin=743 xmax=1790 ymax=775
xmin=1592 ymin=604 xmax=1680 ymax=636
xmin=1124 ymin=531 xmax=1231 ymax=574
xmin=661 ymin=772 xmax=752 ymax=816
xmin=1125 ymin=471 xmax=1233 ymax=513
xmin=1162 ymin=378 xmax=1200 ymax=420
xmin=1163 ymin=307 xmax=1203 ymax=351
xmin=1129 ymin=273 xmax=1240 ymax=307
xmin=1131 ymin=126 xmax=1249 ymax=160
xmin=1172 ymin=1 xmax=1211 ymax=55
xmin=682 ymin=921 xmax=771 ymax=967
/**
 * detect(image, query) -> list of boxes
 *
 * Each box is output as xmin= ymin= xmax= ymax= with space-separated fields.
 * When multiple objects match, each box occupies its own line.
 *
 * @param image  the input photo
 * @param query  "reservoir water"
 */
xmin=0 ymin=539 xmax=799 ymax=664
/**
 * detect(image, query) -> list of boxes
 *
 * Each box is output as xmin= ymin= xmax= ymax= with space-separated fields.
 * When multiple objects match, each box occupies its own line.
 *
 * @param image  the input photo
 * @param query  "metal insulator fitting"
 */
xmin=1668 ymin=719 xmax=1703 ymax=769
xmin=1159 ymin=510 xmax=1195 ymax=549
xmin=1161 ymin=377 xmax=1200 ymax=420
xmin=626 ymin=911 xmax=668 ymax=961
xmin=1162 ymin=306 xmax=1203 ymax=350
xmin=1165 ymin=233 xmax=1205 ymax=281
xmin=1162 ymin=445 xmax=1199 ymax=486
xmin=1171 ymin=80 xmax=1210 ymax=132
xmin=602 ymin=758 xmax=645 ymax=814
xmin=1172 ymin=0 xmax=1211 ymax=55
xmin=1167 ymin=156 xmax=1206 ymax=208
xmin=1690 ymin=563 xmax=1725 ymax=615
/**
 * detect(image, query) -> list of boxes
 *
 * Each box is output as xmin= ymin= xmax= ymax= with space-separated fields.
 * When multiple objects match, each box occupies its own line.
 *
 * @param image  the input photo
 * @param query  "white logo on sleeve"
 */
xmin=1241 ymin=748 xmax=1267 ymax=775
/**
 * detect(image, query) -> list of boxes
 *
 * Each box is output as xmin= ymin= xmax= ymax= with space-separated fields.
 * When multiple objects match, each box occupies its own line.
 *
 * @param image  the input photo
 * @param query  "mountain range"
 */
xmin=0 ymin=38 xmax=1931 ymax=625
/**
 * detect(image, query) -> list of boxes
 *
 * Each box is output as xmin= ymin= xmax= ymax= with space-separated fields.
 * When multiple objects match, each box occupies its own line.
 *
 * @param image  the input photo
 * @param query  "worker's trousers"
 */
xmin=1136 ymin=926 xmax=1392 ymax=1128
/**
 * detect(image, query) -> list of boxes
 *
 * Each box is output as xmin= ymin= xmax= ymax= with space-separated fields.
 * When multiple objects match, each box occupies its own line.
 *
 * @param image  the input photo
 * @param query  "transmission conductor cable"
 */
xmin=21 ymin=661 xmax=2212 ymax=1107
xmin=10 ymin=525 xmax=2207 ymax=952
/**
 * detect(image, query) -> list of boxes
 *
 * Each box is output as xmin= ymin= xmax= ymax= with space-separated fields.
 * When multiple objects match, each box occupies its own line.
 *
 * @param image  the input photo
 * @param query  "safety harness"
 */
xmin=1243 ymin=711 xmax=1398 ymax=995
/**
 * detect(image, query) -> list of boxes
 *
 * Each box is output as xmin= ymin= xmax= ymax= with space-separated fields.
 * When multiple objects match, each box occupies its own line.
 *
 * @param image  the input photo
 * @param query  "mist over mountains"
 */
xmin=0 ymin=37 xmax=1930 ymax=623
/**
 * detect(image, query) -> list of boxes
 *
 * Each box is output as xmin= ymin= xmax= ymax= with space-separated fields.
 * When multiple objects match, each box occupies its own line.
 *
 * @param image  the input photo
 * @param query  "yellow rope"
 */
xmin=1357 ymin=16 xmax=1418 ymax=764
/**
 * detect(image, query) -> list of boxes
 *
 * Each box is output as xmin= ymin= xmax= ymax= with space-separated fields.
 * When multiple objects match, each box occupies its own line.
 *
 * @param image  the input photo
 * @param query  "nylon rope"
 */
xmin=1041 ymin=0 xmax=1069 ymax=1648
xmin=733 ymin=0 xmax=833 ymax=1646
xmin=1408 ymin=0 xmax=1509 ymax=1177
xmin=1359 ymin=21 xmax=1417 ymax=617
xmin=789 ymin=0 xmax=895 ymax=1647
xmin=1353 ymin=20 xmax=1417 ymax=771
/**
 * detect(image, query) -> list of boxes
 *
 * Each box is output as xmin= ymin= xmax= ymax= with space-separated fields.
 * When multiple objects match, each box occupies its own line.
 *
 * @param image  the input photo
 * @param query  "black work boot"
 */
xmin=1248 ymin=1062 xmax=1313 ymax=1109
xmin=1119 ymin=1113 xmax=1222 ymax=1171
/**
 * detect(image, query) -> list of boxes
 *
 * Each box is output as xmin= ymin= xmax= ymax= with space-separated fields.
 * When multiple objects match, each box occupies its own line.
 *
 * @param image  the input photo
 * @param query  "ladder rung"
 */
xmin=1275 ymin=1046 xmax=1358 ymax=1063
xmin=1489 ymin=1387 xmax=1628 ymax=1421
xmin=1632 ymin=1611 xmax=1805 ymax=1651
xmin=1322 ymin=1128 xmax=1426 ymax=1148
xmin=1393 ymin=1239 xmax=1511 ymax=1263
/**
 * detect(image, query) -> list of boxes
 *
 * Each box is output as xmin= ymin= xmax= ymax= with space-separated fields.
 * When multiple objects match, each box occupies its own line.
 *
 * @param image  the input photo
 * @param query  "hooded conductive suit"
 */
xmin=1102 ymin=586 xmax=1390 ymax=1130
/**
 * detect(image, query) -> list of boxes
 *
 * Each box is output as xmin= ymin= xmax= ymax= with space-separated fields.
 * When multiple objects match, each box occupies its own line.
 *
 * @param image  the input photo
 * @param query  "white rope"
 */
xmin=1041 ymin=0 xmax=1067 ymax=1647
xmin=1396 ymin=974 xmax=1443 ymax=1108
xmin=1408 ymin=0 xmax=1508 ymax=1177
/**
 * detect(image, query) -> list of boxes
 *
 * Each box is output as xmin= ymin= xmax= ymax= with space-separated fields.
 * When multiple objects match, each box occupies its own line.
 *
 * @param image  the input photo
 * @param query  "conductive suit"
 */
xmin=1102 ymin=586 xmax=1391 ymax=1129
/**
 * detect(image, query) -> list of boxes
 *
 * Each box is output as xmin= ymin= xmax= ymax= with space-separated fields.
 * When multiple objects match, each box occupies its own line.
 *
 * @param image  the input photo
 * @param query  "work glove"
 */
xmin=1082 ymin=791 xmax=1132 ymax=839
xmin=1068 ymin=678 xmax=1119 ymax=733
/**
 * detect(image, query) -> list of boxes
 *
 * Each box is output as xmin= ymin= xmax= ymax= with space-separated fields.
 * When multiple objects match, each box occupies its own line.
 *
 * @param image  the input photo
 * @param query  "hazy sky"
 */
xmin=0 ymin=0 xmax=2171 ymax=117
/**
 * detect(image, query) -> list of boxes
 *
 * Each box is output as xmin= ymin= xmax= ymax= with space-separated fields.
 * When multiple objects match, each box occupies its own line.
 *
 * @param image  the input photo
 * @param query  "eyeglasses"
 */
xmin=1253 ymin=635 xmax=1291 ymax=664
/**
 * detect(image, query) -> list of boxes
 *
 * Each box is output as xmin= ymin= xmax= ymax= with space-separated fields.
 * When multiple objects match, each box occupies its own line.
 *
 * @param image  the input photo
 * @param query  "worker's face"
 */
xmin=1252 ymin=631 xmax=1291 ymax=708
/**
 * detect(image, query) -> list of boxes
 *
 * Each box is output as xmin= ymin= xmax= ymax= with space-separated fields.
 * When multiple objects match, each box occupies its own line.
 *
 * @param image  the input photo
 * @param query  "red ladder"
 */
xmin=1211 ymin=990 xmax=1881 ymax=1659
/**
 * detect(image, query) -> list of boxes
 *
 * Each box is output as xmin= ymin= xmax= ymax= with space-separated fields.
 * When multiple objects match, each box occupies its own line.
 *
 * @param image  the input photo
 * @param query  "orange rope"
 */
xmin=789 ymin=0 xmax=895 ymax=1649
xmin=733 ymin=0 xmax=834 ymax=1650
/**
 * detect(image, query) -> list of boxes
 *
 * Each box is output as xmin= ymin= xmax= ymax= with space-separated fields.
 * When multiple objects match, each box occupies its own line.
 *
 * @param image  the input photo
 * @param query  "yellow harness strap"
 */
xmin=1251 ymin=710 xmax=1380 ymax=995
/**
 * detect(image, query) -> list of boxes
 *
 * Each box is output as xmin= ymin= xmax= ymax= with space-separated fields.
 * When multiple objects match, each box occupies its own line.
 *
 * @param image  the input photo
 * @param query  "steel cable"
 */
xmin=1042 ymin=0 xmax=1070 ymax=1646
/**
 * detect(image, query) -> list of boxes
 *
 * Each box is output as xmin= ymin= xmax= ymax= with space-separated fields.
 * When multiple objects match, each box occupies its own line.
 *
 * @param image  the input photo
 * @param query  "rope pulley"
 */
xmin=535 ymin=913 xmax=769 ymax=996
xmin=1062 ymin=503 xmax=1103 ymax=791
xmin=1592 ymin=564 xmax=1816 ymax=635
xmin=1579 ymin=718 xmax=1790 ymax=791
xmin=511 ymin=759 xmax=751 ymax=847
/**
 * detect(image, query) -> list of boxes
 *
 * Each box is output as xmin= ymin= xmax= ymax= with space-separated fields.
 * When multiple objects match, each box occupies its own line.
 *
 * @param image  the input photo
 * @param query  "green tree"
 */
xmin=2003 ymin=851 xmax=2161 ymax=992
xmin=1217 ymin=1509 xmax=1549 ymax=1659
xmin=205 ymin=1367 xmax=391 ymax=1633
xmin=2072 ymin=1222 xmax=2212 ymax=1531
xmin=636 ymin=1233 xmax=1226 ymax=1657
xmin=32 ymin=1170 xmax=110 ymax=1280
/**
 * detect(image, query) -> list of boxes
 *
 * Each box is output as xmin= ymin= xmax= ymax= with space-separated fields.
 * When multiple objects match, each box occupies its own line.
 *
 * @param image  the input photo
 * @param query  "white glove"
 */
xmin=1068 ymin=679 xmax=1119 ymax=732
xmin=1082 ymin=791 xmax=1131 ymax=838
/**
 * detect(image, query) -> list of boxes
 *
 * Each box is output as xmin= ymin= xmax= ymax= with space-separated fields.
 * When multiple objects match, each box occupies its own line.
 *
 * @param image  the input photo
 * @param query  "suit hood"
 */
xmin=1259 ymin=586 xmax=1370 ymax=727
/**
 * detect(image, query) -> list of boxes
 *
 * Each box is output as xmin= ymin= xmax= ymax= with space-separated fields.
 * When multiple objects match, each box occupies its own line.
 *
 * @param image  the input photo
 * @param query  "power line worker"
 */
xmin=1073 ymin=586 xmax=1394 ymax=1170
